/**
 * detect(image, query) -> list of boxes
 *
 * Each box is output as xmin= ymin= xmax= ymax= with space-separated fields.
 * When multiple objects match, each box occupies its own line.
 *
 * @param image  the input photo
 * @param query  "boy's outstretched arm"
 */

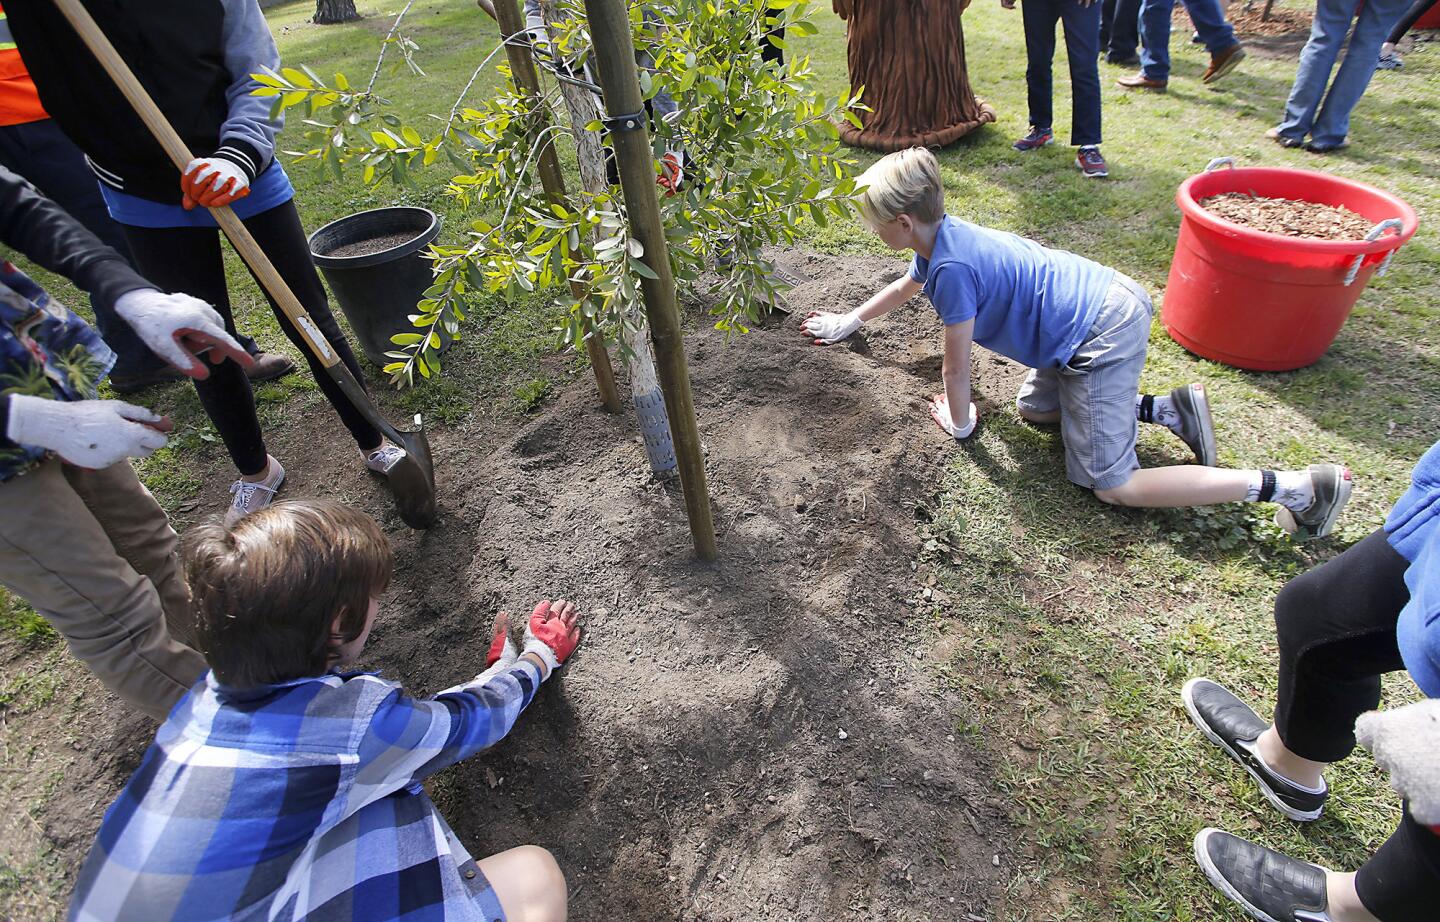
xmin=931 ymin=319 xmax=977 ymax=439
xmin=801 ymin=275 xmax=922 ymax=344
xmin=346 ymin=601 xmax=582 ymax=809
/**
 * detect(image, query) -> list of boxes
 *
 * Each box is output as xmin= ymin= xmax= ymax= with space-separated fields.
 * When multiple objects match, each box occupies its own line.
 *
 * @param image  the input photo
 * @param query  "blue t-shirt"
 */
xmin=1387 ymin=439 xmax=1440 ymax=699
xmin=908 ymin=216 xmax=1115 ymax=369
xmin=99 ymin=161 xmax=296 ymax=230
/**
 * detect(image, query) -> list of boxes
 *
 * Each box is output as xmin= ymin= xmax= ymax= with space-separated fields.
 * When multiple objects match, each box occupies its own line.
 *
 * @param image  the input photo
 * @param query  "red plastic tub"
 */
xmin=1416 ymin=2 xmax=1440 ymax=29
xmin=1163 ymin=159 xmax=1418 ymax=372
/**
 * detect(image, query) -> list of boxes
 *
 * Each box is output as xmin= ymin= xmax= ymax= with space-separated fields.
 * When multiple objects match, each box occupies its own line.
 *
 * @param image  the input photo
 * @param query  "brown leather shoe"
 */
xmin=1117 ymin=72 xmax=1167 ymax=90
xmin=1203 ymin=44 xmax=1246 ymax=84
xmin=245 ymin=351 xmax=297 ymax=383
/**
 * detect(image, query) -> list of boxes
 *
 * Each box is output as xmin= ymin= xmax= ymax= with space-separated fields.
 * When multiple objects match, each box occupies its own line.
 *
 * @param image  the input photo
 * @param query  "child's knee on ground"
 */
xmin=481 ymin=845 xmax=568 ymax=922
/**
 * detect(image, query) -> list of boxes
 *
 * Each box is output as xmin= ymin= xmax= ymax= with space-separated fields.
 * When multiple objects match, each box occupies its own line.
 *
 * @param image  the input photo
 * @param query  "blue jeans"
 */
xmin=1277 ymin=0 xmax=1411 ymax=147
xmin=1138 ymin=0 xmax=1237 ymax=80
xmin=1023 ymin=0 xmax=1104 ymax=146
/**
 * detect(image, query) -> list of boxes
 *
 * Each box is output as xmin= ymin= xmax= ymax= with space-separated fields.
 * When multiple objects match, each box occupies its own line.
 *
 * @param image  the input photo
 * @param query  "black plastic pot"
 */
xmin=309 ymin=206 xmax=447 ymax=368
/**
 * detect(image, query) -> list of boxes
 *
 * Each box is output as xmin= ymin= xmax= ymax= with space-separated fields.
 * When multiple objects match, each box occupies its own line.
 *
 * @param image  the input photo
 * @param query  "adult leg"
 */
xmin=1181 ymin=0 xmax=1238 ymax=53
xmin=1353 ymin=803 xmax=1440 ymax=921
xmin=1109 ymin=0 xmax=1143 ymax=59
xmin=1137 ymin=0 xmax=1178 ymax=80
xmin=62 ymin=462 xmax=194 ymax=646
xmin=1387 ymin=0 xmax=1438 ymax=44
xmin=1101 ymin=0 xmax=1116 ymax=50
xmin=0 ymin=461 xmax=205 ymax=720
xmin=477 ymin=846 xmax=568 ymax=922
xmin=239 ymin=201 xmax=383 ymax=453
xmin=1277 ymin=0 xmax=1355 ymax=139
xmin=1022 ymin=0 xmax=1062 ymax=133
xmin=1271 ymin=528 xmax=1410 ymax=764
xmin=1061 ymin=0 xmax=1104 ymax=146
xmin=121 ymin=223 xmax=270 ymax=476
xmin=1310 ymin=0 xmax=1413 ymax=148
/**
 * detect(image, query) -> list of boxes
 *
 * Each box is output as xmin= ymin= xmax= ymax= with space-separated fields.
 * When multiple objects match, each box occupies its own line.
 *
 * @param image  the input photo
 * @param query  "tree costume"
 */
xmin=833 ymin=0 xmax=996 ymax=151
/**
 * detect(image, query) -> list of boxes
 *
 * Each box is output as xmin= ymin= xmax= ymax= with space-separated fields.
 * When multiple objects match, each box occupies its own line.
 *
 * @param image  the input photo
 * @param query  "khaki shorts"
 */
xmin=1015 ymin=274 xmax=1154 ymax=491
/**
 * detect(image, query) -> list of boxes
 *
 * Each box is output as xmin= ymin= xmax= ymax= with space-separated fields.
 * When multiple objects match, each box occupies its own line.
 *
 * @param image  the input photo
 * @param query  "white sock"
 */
xmin=1245 ymin=470 xmax=1314 ymax=511
xmin=1136 ymin=394 xmax=1181 ymax=432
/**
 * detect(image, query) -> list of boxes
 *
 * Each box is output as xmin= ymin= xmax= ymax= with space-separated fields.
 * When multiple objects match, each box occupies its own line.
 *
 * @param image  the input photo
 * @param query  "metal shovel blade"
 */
xmin=380 ymin=415 xmax=438 ymax=529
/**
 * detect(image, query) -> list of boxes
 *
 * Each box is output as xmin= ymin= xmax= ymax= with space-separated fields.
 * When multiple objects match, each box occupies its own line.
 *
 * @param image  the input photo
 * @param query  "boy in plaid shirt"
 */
xmin=69 ymin=499 xmax=582 ymax=922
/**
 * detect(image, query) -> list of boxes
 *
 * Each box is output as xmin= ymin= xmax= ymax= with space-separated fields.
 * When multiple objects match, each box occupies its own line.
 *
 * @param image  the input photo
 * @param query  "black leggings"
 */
xmin=122 ymin=200 xmax=380 ymax=475
xmin=1388 ymin=0 xmax=1438 ymax=44
xmin=1271 ymin=527 xmax=1440 ymax=919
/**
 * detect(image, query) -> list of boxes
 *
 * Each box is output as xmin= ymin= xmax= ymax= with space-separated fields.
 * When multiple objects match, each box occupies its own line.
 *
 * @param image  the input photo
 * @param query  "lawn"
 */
xmin=1 ymin=1 xmax=1437 ymax=919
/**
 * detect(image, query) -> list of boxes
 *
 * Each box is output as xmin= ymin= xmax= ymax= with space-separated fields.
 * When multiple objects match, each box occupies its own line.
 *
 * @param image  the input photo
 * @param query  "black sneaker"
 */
xmin=1194 ymin=828 xmax=1331 ymax=922
xmin=1013 ymin=126 xmax=1055 ymax=152
xmin=1168 ymin=383 xmax=1216 ymax=467
xmin=1274 ymin=464 xmax=1353 ymax=541
xmin=1181 ymin=678 xmax=1327 ymax=822
xmin=1076 ymin=147 xmax=1108 ymax=178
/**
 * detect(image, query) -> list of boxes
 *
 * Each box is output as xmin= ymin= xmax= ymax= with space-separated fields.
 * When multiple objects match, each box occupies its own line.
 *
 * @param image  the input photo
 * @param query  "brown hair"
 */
xmin=186 ymin=499 xmax=393 ymax=688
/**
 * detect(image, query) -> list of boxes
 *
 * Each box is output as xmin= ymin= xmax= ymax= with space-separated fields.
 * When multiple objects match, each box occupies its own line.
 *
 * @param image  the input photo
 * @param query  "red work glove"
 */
xmin=472 ymin=612 xmax=519 ymax=686
xmin=181 ymin=156 xmax=252 ymax=210
xmin=522 ymin=599 xmax=582 ymax=673
xmin=657 ymin=151 xmax=685 ymax=196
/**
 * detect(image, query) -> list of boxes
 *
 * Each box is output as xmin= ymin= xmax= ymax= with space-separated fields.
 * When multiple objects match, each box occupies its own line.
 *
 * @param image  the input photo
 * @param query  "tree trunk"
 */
xmin=315 ymin=0 xmax=361 ymax=25
xmin=834 ymin=0 xmax=995 ymax=151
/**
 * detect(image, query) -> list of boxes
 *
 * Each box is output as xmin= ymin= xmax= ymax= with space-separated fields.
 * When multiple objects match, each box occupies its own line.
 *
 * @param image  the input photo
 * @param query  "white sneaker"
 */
xmin=224 ymin=455 xmax=285 ymax=527
xmin=362 ymin=440 xmax=407 ymax=475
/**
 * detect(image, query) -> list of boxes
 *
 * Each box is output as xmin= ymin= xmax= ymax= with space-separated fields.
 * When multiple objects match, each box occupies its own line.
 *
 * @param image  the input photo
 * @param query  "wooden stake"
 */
xmin=491 ymin=0 xmax=621 ymax=414
xmin=581 ymin=0 xmax=717 ymax=561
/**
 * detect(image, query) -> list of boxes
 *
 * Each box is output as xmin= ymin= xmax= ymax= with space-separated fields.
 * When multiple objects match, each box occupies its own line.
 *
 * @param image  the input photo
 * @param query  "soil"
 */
xmin=323 ymin=231 xmax=424 ymax=258
xmin=0 ymin=250 xmax=1019 ymax=920
xmin=1200 ymin=192 xmax=1375 ymax=240
xmin=1171 ymin=1 xmax=1314 ymax=59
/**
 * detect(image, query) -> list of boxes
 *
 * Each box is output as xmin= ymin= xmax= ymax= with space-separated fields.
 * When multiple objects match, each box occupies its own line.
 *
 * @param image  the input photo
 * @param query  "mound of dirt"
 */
xmin=1 ymin=250 xmax=1017 ymax=920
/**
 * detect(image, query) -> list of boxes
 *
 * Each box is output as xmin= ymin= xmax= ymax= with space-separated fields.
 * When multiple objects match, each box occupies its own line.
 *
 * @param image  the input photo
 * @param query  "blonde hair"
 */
xmin=856 ymin=147 xmax=945 ymax=228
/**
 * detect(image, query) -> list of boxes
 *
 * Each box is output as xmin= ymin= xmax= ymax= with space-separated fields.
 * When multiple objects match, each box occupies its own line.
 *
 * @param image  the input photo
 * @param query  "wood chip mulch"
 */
xmin=1200 ymin=192 xmax=1375 ymax=241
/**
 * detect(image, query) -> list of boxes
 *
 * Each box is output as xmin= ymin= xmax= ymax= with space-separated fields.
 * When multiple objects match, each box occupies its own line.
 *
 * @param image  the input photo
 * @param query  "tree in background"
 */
xmin=315 ymin=0 xmax=360 ymax=25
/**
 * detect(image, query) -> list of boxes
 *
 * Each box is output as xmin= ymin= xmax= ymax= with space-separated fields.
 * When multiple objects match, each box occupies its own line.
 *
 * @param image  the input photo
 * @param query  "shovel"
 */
xmin=54 ymin=0 xmax=438 ymax=529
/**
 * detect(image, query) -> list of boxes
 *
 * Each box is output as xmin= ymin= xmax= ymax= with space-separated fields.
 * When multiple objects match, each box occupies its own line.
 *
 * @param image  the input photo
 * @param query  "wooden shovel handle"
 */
xmin=52 ymin=0 xmax=340 ymax=368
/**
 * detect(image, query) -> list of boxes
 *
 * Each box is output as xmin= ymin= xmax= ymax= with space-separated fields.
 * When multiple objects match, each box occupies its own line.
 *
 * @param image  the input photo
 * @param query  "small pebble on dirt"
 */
xmin=838 ymin=729 xmax=849 ymax=740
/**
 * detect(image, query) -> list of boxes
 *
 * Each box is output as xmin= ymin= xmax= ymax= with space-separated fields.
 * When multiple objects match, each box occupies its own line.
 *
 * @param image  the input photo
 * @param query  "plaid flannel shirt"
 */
xmin=69 ymin=659 xmax=546 ymax=921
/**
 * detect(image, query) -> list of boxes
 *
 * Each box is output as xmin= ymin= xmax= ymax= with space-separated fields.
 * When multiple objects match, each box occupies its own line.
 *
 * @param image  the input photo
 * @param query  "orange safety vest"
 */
xmin=0 ymin=2 xmax=49 ymax=126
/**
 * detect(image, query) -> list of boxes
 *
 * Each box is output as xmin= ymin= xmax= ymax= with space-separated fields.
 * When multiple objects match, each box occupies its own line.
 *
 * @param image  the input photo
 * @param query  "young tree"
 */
xmin=314 ymin=0 xmax=361 ymax=25
xmin=256 ymin=0 xmax=863 ymax=386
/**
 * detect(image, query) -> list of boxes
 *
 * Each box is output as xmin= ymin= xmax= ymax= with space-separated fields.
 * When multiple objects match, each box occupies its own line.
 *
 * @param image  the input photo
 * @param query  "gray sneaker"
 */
xmin=1275 ymin=464 xmax=1352 ymax=541
xmin=1169 ymin=383 xmax=1217 ymax=467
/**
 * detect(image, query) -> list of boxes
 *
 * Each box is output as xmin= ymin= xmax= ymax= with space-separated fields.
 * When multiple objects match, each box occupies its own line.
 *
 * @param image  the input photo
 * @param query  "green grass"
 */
xmin=2 ymin=2 xmax=1437 ymax=918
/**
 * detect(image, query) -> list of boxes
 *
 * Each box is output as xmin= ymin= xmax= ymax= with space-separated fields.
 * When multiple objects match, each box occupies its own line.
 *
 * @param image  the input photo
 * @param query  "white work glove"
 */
xmin=5 ymin=394 xmax=169 ymax=468
xmin=929 ymin=393 xmax=977 ymax=439
xmin=1356 ymin=699 xmax=1440 ymax=825
xmin=801 ymin=310 xmax=863 ymax=345
xmin=114 ymin=289 xmax=251 ymax=378
xmin=473 ymin=612 xmax=521 ymax=686
xmin=180 ymin=156 xmax=251 ymax=211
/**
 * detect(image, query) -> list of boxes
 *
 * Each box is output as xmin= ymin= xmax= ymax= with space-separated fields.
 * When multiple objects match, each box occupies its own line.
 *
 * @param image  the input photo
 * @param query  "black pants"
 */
xmin=1100 ymin=0 xmax=1143 ymax=59
xmin=1271 ymin=527 xmax=1440 ymax=919
xmin=1388 ymin=0 xmax=1438 ymax=43
xmin=121 ymin=200 xmax=380 ymax=475
xmin=761 ymin=24 xmax=785 ymax=65
xmin=1022 ymin=0 xmax=1103 ymax=145
xmin=0 ymin=119 xmax=258 ymax=377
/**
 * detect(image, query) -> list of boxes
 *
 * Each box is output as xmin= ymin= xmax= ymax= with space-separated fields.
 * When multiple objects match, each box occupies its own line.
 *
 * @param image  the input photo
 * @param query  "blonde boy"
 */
xmin=802 ymin=148 xmax=1352 ymax=538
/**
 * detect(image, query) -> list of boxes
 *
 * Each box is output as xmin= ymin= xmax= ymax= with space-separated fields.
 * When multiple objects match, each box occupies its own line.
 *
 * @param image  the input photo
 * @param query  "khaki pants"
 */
xmin=0 ymin=459 xmax=206 ymax=720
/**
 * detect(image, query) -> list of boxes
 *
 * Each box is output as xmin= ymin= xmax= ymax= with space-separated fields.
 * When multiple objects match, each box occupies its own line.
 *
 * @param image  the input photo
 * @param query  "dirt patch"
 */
xmin=1171 ymin=1 xmax=1314 ymax=59
xmin=321 ymin=231 xmax=423 ymax=258
xmin=1200 ymin=192 xmax=1373 ymax=240
xmin=0 ymin=250 xmax=1015 ymax=920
